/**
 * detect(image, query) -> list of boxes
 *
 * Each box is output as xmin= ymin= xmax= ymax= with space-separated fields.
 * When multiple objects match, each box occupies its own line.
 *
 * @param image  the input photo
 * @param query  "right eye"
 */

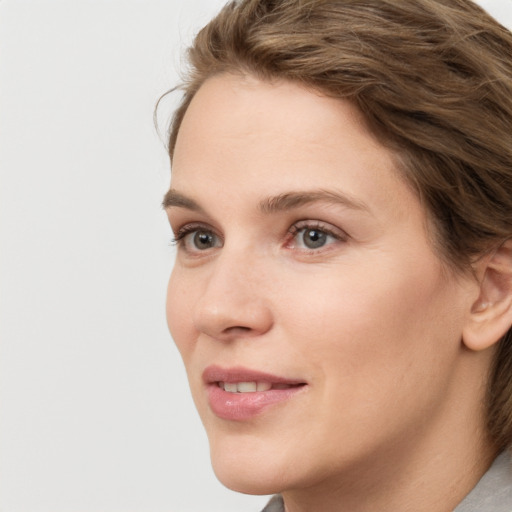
xmin=173 ymin=227 xmax=223 ymax=252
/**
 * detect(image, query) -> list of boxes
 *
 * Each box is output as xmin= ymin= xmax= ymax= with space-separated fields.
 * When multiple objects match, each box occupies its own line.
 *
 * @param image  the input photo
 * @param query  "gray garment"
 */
xmin=454 ymin=450 xmax=512 ymax=512
xmin=260 ymin=451 xmax=512 ymax=512
xmin=261 ymin=495 xmax=284 ymax=512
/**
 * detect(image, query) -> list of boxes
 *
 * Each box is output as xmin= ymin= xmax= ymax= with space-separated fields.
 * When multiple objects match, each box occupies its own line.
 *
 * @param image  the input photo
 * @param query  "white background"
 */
xmin=1 ymin=1 xmax=511 ymax=511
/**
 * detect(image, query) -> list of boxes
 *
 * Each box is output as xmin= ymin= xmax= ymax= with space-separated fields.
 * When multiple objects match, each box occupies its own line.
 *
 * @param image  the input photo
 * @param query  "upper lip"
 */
xmin=202 ymin=365 xmax=306 ymax=385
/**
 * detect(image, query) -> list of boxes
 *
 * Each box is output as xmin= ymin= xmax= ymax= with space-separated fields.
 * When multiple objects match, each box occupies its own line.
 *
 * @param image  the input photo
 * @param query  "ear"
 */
xmin=463 ymin=239 xmax=512 ymax=351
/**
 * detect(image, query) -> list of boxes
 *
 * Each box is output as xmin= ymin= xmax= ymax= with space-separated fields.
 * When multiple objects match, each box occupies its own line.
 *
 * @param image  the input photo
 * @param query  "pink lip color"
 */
xmin=203 ymin=365 xmax=307 ymax=421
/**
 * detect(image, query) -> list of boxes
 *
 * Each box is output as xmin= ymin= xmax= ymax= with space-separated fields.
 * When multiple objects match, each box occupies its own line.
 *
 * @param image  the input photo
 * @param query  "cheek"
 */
xmin=280 ymin=253 xmax=465 ymax=388
xmin=166 ymin=269 xmax=197 ymax=362
xmin=269 ymin=257 xmax=467 ymax=463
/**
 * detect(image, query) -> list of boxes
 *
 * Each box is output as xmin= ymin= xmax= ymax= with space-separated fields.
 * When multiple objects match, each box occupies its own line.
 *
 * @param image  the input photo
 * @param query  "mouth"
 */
xmin=203 ymin=366 xmax=307 ymax=421
xmin=217 ymin=381 xmax=304 ymax=393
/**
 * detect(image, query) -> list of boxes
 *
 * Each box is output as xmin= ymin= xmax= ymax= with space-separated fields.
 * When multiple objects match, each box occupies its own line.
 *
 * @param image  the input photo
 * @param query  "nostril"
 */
xmin=223 ymin=325 xmax=252 ymax=334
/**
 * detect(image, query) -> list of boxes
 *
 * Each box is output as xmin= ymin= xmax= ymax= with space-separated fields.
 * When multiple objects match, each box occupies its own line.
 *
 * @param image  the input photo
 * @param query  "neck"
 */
xmin=282 ymin=354 xmax=498 ymax=512
xmin=283 ymin=437 xmax=496 ymax=512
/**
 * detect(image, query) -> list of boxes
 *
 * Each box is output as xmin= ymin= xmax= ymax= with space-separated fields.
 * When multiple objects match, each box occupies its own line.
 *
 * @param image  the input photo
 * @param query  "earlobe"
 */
xmin=463 ymin=240 xmax=512 ymax=352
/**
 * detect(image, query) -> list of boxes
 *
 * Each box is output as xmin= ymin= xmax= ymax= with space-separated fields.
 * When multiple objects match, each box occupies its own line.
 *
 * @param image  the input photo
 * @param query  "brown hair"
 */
xmin=166 ymin=0 xmax=512 ymax=449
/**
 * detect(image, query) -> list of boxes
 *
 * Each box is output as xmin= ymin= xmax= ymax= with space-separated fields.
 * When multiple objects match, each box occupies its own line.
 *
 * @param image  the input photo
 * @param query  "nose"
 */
xmin=193 ymin=249 xmax=274 ymax=342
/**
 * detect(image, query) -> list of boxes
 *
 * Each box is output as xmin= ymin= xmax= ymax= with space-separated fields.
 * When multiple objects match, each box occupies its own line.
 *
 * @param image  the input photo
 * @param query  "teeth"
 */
xmin=220 ymin=381 xmax=273 ymax=393
xmin=223 ymin=382 xmax=238 ymax=393
xmin=257 ymin=382 xmax=272 ymax=391
xmin=237 ymin=382 xmax=257 ymax=393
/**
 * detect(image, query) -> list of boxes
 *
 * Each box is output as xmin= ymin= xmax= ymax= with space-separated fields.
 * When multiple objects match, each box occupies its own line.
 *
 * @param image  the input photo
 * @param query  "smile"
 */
xmin=204 ymin=366 xmax=307 ymax=421
xmin=219 ymin=381 xmax=300 ymax=393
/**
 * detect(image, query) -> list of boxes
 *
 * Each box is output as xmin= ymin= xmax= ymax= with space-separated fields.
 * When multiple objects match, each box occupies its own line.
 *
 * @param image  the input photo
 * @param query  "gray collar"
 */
xmin=261 ymin=494 xmax=284 ymax=512
xmin=454 ymin=450 xmax=512 ymax=512
xmin=261 ymin=451 xmax=512 ymax=512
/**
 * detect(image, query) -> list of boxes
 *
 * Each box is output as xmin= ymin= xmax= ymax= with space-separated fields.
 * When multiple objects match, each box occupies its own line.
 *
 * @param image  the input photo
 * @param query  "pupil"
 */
xmin=304 ymin=229 xmax=326 ymax=248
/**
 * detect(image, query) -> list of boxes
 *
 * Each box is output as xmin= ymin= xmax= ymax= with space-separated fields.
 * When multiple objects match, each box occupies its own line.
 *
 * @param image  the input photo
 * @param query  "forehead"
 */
xmin=170 ymin=73 xmax=416 ymax=226
xmin=173 ymin=73 xmax=384 ymax=172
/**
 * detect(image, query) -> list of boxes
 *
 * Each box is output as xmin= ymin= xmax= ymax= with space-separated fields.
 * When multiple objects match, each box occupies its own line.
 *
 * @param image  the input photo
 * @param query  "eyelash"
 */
xmin=171 ymin=223 xmax=221 ymax=245
xmin=171 ymin=221 xmax=348 ymax=253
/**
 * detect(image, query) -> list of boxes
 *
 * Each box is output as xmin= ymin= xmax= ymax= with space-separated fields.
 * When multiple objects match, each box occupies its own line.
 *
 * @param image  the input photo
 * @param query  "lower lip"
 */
xmin=207 ymin=384 xmax=306 ymax=421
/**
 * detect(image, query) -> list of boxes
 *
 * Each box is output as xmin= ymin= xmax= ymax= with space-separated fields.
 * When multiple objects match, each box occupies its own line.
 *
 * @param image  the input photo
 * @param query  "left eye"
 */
xmin=174 ymin=228 xmax=223 ymax=252
xmin=188 ymin=230 xmax=219 ymax=250
xmin=293 ymin=227 xmax=337 ymax=249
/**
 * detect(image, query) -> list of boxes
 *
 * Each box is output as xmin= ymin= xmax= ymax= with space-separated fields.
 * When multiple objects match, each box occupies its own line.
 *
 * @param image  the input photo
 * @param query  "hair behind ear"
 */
xmin=487 ymin=330 xmax=512 ymax=449
xmin=461 ymin=240 xmax=512 ymax=449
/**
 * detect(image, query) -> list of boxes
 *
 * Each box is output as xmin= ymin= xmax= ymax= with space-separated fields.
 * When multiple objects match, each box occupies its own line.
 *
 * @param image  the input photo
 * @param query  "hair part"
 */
xmin=166 ymin=0 xmax=512 ymax=449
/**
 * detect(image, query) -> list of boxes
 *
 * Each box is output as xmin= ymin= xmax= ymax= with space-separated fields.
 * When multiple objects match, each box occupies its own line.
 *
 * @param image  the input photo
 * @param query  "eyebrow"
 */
xmin=162 ymin=189 xmax=206 ymax=213
xmin=162 ymin=188 xmax=370 ymax=214
xmin=259 ymin=189 xmax=370 ymax=214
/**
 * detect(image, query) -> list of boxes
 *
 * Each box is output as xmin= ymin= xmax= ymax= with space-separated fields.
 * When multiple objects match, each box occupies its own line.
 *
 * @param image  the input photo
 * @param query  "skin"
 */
xmin=165 ymin=73 xmax=497 ymax=512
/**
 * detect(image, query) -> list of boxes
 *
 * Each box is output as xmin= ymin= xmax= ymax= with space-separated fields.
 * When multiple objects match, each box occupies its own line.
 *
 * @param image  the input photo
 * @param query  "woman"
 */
xmin=162 ymin=1 xmax=512 ymax=510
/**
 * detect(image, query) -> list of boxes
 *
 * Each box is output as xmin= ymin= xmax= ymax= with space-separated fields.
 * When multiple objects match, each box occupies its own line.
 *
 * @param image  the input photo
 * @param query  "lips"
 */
xmin=203 ymin=365 xmax=307 ymax=421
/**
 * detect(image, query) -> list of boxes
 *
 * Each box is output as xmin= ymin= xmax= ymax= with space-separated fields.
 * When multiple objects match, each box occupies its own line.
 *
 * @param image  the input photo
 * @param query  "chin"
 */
xmin=212 ymin=459 xmax=287 ymax=496
xmin=208 ymin=434 xmax=295 ymax=495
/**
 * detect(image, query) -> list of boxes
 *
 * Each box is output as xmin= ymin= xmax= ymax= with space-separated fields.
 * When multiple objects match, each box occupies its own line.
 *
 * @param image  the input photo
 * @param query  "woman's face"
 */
xmin=165 ymin=74 xmax=477 ymax=495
